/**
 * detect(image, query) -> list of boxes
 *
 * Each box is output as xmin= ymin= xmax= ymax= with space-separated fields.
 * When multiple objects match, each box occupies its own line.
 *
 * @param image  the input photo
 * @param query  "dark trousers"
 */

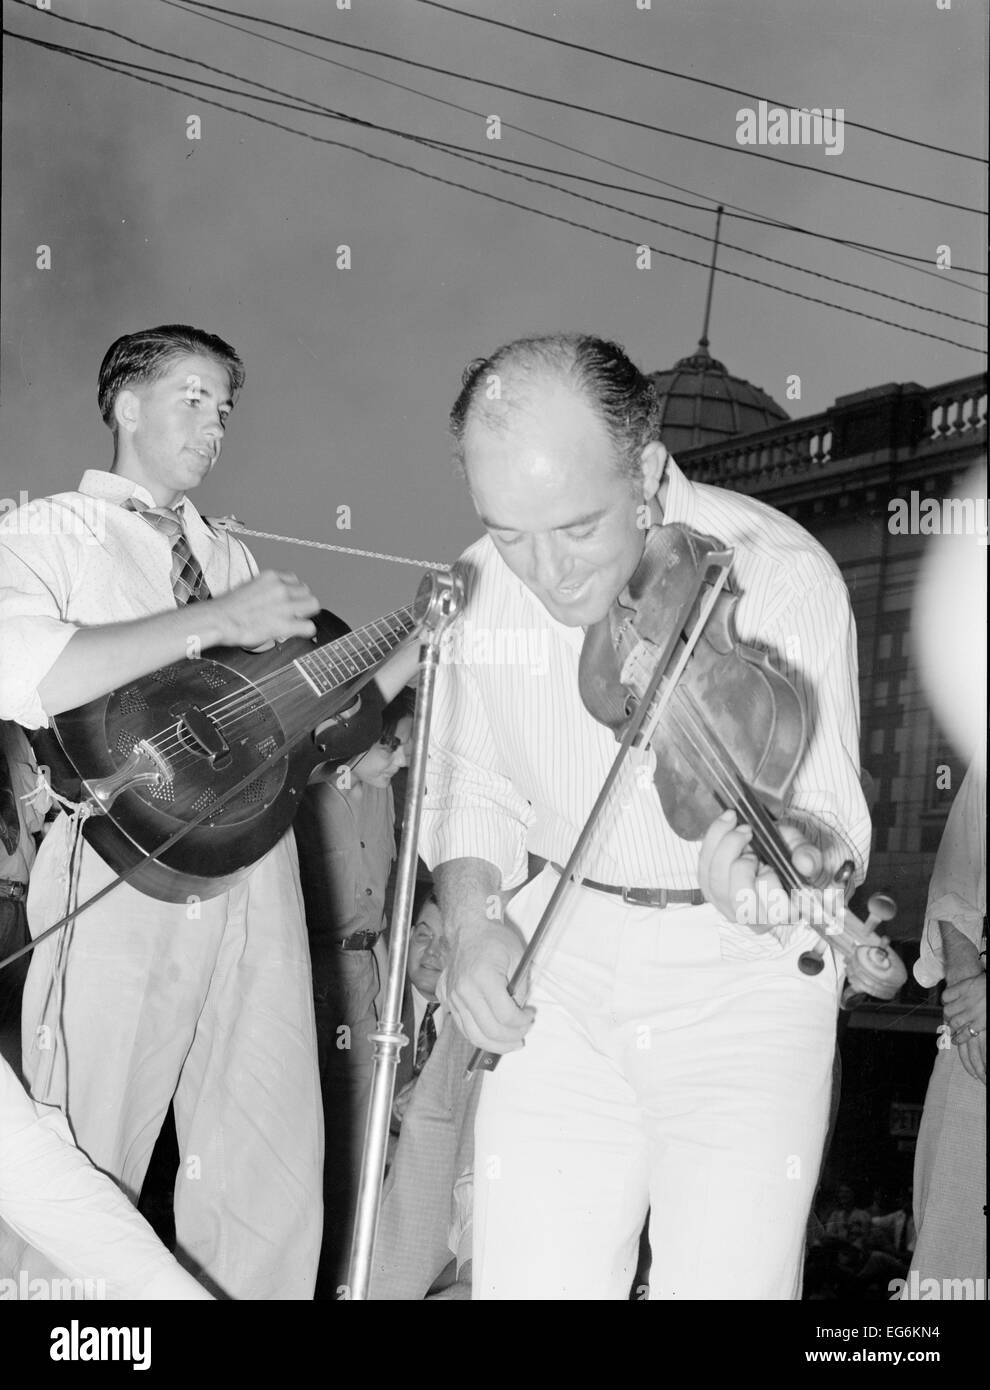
xmin=0 ymin=896 xmax=28 ymax=1027
xmin=312 ymin=942 xmax=383 ymax=1297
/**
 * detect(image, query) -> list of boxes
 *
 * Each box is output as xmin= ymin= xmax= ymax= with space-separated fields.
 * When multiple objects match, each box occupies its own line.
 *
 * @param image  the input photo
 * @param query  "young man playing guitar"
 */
xmin=0 ymin=324 xmax=414 ymax=1299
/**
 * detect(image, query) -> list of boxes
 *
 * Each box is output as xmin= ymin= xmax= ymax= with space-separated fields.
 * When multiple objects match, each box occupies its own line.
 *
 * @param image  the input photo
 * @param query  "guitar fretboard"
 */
xmin=295 ymin=606 xmax=417 ymax=696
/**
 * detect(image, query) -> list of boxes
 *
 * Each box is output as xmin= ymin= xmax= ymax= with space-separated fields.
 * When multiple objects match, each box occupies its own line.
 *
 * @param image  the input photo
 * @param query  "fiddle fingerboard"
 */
xmin=294 ymin=606 xmax=418 ymax=696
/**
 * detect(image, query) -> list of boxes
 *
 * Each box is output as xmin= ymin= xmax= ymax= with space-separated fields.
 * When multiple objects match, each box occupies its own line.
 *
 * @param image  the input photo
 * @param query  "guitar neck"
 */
xmin=294 ymin=605 xmax=418 ymax=697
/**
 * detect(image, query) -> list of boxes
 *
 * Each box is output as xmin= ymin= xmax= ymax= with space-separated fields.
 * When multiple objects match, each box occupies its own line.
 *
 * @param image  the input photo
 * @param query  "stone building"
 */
xmin=651 ymin=338 xmax=987 ymax=1189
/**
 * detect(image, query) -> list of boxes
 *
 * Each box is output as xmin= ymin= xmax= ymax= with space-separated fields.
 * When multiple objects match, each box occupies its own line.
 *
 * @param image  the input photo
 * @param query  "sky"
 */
xmin=1 ymin=0 xmax=986 ymax=625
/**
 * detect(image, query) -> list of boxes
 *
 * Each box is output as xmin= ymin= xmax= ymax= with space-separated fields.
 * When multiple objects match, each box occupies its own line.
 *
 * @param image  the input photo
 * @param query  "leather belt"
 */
xmin=0 ymin=879 xmax=27 ymax=902
xmin=336 ymin=930 xmax=384 ymax=952
xmin=552 ymin=865 xmax=703 ymax=909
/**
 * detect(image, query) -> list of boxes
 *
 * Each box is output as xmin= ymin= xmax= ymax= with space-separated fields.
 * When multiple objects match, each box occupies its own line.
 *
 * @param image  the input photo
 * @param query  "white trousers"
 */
xmin=473 ymin=867 xmax=838 ymax=1300
xmin=10 ymin=818 xmax=323 ymax=1301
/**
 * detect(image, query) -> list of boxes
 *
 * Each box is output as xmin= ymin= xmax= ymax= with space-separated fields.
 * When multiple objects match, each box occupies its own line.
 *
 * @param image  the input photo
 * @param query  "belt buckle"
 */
xmin=0 ymin=880 xmax=26 ymax=901
xmin=621 ymin=886 xmax=663 ymax=908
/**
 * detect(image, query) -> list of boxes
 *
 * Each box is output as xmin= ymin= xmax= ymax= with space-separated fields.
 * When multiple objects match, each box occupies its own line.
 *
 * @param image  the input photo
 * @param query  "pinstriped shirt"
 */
xmin=419 ymin=456 xmax=871 ymax=905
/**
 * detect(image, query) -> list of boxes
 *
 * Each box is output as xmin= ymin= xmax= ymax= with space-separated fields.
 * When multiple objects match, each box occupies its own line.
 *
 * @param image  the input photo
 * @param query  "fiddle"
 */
xmin=578 ymin=522 xmax=905 ymax=1001
xmin=467 ymin=521 xmax=904 ymax=1075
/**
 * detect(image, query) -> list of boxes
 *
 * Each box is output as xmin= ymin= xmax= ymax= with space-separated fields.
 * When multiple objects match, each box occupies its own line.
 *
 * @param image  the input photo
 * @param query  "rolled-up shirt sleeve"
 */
xmin=0 ymin=1058 xmax=212 ymax=1299
xmin=419 ymin=622 xmax=534 ymax=890
xmin=0 ymin=513 xmax=80 ymax=729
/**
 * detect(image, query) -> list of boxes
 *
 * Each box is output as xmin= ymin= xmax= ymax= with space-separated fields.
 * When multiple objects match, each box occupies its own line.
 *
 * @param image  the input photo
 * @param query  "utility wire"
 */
xmin=8 ymin=10 xmax=984 ymax=327
xmin=147 ymin=0 xmax=988 ymax=216
xmin=7 ymin=29 xmax=980 ymax=356
xmin=432 ymin=141 xmax=989 ymax=285
xmin=158 ymin=0 xmax=988 ymax=289
xmin=415 ymin=0 xmax=988 ymax=164
xmin=43 ymin=0 xmax=987 ymax=289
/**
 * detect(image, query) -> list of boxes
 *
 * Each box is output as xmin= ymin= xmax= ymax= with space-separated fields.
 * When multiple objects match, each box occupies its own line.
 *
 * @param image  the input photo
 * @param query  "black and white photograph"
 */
xmin=0 ymin=0 xmax=985 ymax=1358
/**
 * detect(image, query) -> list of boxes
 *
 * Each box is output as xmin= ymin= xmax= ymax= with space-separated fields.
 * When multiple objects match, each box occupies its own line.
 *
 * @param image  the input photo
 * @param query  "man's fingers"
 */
xmin=452 ymin=999 xmax=524 ymax=1055
xmin=957 ymin=1041 xmax=979 ymax=1083
xmin=457 ymin=982 xmax=531 ymax=1043
xmin=451 ymin=981 xmax=533 ymax=1053
xmin=777 ymin=825 xmax=823 ymax=881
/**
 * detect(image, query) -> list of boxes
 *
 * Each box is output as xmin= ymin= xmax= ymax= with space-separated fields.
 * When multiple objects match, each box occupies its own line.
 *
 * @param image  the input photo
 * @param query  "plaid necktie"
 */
xmin=123 ymin=497 xmax=211 ymax=605
xmin=414 ymin=1001 xmax=439 ymax=1076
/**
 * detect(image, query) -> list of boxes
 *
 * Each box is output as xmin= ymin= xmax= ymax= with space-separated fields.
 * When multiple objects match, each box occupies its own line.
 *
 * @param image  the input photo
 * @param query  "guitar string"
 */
xmin=139 ymin=607 xmax=419 ymax=767
xmin=143 ymin=638 xmax=408 ymax=768
xmin=144 ymin=631 xmax=407 ymax=764
xmin=128 ymin=519 xmax=443 ymax=763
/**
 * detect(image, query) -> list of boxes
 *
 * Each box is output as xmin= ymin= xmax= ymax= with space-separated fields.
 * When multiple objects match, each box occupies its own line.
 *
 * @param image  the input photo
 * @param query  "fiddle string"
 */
xmin=662 ymin=685 xmax=824 ymax=896
xmin=666 ymin=688 xmax=806 ymax=882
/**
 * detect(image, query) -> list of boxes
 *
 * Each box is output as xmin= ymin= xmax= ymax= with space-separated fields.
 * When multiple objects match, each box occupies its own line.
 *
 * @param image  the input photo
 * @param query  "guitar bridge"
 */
xmin=83 ymin=740 xmax=171 ymax=813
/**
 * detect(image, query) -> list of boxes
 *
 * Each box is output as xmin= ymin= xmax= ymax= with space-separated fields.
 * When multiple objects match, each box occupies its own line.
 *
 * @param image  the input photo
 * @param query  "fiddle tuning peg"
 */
xmin=864 ymin=893 xmax=897 ymax=935
xmin=798 ymin=941 xmax=827 ymax=976
xmin=833 ymin=859 xmax=855 ymax=887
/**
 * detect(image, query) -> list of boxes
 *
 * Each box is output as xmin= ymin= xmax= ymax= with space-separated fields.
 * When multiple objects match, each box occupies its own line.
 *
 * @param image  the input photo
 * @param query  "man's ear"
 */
xmin=114 ymin=388 xmax=141 ymax=435
xmin=639 ymin=440 xmax=669 ymax=503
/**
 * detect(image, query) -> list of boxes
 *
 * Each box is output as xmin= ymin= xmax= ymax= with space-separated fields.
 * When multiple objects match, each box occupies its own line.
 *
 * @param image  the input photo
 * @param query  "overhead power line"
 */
xmin=414 ymin=0 xmax=988 ymax=164
xmin=10 ymin=2 xmax=986 ymax=315
xmin=156 ymin=0 xmax=985 ymax=289
xmin=152 ymin=0 xmax=988 ymax=217
xmin=432 ymin=145 xmax=988 ymax=287
xmin=10 ymin=15 xmax=983 ymax=328
xmin=6 ymin=28 xmax=981 ymax=357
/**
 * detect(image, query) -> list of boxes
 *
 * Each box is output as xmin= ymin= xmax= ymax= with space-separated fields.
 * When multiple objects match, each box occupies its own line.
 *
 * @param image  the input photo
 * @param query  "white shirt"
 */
xmin=915 ymin=740 xmax=986 ymax=988
xmin=0 ymin=1056 xmax=211 ymax=1299
xmin=0 ymin=469 xmax=257 ymax=729
xmin=420 ymin=456 xmax=871 ymax=914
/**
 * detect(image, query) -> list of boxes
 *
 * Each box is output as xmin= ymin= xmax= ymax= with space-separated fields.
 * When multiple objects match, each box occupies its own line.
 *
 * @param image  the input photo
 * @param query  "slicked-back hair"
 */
xmin=449 ymin=333 xmax=663 ymax=479
xmin=97 ymin=324 xmax=245 ymax=429
xmin=381 ymin=685 xmax=417 ymax=741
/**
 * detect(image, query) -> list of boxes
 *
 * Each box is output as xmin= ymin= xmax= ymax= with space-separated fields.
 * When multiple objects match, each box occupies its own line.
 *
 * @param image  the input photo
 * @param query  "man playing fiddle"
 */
xmin=420 ymin=333 xmax=870 ymax=1300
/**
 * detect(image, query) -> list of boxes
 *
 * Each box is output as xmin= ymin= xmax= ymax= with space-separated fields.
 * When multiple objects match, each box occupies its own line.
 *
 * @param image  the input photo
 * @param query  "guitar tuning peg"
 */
xmin=864 ymin=893 xmax=896 ymax=934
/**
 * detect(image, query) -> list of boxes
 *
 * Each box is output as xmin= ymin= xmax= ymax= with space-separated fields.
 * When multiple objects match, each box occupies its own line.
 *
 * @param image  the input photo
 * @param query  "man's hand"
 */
xmin=944 ymin=969 xmax=986 ymax=1040
xmin=208 ymin=570 xmax=320 ymax=648
xmin=956 ymin=1030 xmax=986 ymax=1085
xmin=442 ymin=919 xmax=534 ymax=1054
xmin=698 ymin=808 xmax=824 ymax=932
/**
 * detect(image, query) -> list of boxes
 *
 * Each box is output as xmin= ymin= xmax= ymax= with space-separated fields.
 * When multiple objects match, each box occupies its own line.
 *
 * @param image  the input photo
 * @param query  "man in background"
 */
xmin=902 ymin=741 xmax=985 ymax=1296
xmin=294 ymin=690 xmax=415 ymax=1297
